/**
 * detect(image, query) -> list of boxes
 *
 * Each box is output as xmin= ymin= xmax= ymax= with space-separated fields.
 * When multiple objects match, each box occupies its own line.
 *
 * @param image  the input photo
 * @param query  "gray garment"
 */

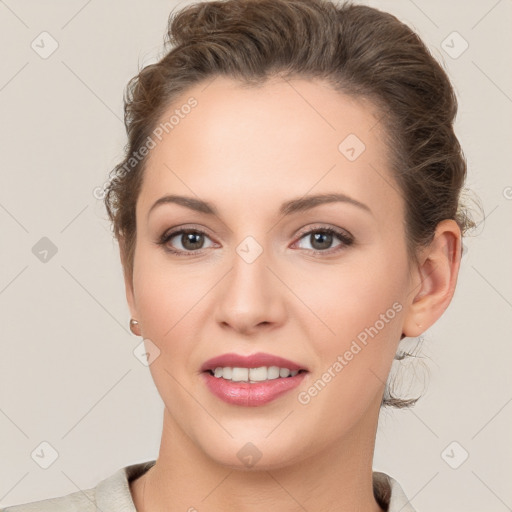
xmin=3 ymin=460 xmax=416 ymax=511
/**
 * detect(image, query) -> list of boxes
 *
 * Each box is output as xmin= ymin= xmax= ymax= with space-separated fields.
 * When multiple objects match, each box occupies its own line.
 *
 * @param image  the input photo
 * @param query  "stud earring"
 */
xmin=129 ymin=318 xmax=141 ymax=336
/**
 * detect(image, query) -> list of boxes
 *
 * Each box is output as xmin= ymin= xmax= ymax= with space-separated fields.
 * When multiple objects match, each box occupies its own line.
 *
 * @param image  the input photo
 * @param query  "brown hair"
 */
xmin=104 ymin=0 xmax=475 ymax=408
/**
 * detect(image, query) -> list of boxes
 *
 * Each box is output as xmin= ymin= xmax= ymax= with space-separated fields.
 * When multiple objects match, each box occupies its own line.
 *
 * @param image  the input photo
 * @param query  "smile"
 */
xmin=208 ymin=366 xmax=303 ymax=382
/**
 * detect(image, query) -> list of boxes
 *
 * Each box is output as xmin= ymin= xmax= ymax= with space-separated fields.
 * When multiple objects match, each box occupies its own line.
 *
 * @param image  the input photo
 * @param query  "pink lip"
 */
xmin=200 ymin=352 xmax=309 ymax=407
xmin=201 ymin=371 xmax=307 ymax=407
xmin=200 ymin=352 xmax=308 ymax=372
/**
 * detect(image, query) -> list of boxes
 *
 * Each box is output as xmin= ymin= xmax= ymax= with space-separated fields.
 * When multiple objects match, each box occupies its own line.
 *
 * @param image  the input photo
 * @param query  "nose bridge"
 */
xmin=229 ymin=233 xmax=273 ymax=306
xmin=215 ymin=232 xmax=286 ymax=332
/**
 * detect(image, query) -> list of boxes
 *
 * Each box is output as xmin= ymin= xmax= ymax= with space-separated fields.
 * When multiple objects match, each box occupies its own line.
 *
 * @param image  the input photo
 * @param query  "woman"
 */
xmin=4 ymin=0 xmax=474 ymax=510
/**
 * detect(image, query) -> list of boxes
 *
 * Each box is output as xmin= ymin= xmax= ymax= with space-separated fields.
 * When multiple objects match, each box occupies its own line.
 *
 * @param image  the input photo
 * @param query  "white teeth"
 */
xmin=231 ymin=367 xmax=248 ymax=382
xmin=279 ymin=368 xmax=291 ymax=378
xmin=249 ymin=366 xmax=267 ymax=382
xmin=267 ymin=365 xmax=280 ymax=379
xmin=210 ymin=366 xmax=301 ymax=382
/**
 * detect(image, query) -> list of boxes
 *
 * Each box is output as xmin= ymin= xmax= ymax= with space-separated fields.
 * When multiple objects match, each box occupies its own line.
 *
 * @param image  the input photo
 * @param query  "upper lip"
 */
xmin=200 ymin=352 xmax=308 ymax=372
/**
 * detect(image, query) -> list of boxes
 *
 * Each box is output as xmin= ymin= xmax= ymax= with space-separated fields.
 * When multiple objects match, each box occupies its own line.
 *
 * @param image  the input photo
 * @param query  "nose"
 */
xmin=214 ymin=243 xmax=287 ymax=336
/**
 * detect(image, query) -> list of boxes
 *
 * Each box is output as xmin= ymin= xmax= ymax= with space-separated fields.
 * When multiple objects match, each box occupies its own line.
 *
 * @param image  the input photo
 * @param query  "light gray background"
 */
xmin=1 ymin=0 xmax=511 ymax=510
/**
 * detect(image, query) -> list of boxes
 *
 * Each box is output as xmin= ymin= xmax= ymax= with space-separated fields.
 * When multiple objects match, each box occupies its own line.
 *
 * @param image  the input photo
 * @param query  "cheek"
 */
xmin=300 ymin=244 xmax=409 ymax=394
xmin=130 ymin=258 xmax=205 ymax=401
xmin=295 ymin=265 xmax=406 ymax=435
xmin=302 ymin=250 xmax=408 ymax=345
xmin=132 ymin=256 xmax=204 ymax=409
xmin=133 ymin=246 xmax=206 ymax=339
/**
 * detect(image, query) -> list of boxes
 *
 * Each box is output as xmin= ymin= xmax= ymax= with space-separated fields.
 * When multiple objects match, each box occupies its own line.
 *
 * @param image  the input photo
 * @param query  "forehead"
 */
xmin=137 ymin=76 xmax=401 ymax=222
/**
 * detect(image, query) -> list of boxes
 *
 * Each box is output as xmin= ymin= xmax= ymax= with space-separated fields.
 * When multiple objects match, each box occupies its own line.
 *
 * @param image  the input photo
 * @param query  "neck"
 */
xmin=132 ymin=402 xmax=385 ymax=512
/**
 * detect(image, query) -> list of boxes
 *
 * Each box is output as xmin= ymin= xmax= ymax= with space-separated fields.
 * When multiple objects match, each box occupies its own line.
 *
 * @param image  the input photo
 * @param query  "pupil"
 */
xmin=183 ymin=232 xmax=203 ymax=250
xmin=312 ymin=232 xmax=332 ymax=250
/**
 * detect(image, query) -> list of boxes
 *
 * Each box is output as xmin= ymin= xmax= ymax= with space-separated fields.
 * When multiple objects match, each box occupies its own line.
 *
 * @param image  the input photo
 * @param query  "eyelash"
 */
xmin=156 ymin=225 xmax=354 ymax=257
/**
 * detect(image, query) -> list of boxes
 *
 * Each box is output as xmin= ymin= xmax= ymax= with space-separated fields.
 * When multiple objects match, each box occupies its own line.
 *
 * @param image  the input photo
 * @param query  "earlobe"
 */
xmin=402 ymin=220 xmax=462 ymax=337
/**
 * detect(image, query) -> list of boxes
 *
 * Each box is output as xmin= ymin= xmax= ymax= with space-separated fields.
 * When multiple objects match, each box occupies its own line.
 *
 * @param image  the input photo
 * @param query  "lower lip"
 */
xmin=201 ymin=371 xmax=307 ymax=406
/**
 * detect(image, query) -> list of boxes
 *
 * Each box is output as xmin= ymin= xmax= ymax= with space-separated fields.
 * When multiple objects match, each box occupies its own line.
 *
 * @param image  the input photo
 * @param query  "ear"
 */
xmin=119 ymin=236 xmax=139 ymax=325
xmin=402 ymin=219 xmax=462 ymax=337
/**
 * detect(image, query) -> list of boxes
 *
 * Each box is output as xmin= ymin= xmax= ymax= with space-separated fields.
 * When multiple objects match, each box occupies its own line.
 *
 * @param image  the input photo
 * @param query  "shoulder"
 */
xmin=2 ymin=488 xmax=96 ymax=512
xmin=2 ymin=460 xmax=156 ymax=512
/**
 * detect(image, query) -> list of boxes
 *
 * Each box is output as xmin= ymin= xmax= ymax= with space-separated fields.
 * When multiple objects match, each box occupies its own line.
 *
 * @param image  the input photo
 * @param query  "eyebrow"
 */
xmin=147 ymin=192 xmax=372 ymax=220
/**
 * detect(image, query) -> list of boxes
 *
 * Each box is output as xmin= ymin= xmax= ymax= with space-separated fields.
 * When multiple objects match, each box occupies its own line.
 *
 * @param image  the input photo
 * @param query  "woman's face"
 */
xmin=126 ymin=76 xmax=417 ymax=468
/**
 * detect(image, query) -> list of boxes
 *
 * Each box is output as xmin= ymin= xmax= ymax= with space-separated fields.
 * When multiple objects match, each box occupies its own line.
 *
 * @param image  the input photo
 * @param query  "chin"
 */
xmin=192 ymin=428 xmax=313 ymax=472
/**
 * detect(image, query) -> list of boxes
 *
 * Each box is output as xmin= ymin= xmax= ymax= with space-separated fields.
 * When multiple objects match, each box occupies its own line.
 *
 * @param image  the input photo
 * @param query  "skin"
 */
xmin=123 ymin=76 xmax=461 ymax=512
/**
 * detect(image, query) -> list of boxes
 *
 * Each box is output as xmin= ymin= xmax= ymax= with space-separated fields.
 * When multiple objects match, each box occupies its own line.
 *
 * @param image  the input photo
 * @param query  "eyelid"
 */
xmin=294 ymin=223 xmax=354 ymax=242
xmin=159 ymin=224 xmax=213 ymax=241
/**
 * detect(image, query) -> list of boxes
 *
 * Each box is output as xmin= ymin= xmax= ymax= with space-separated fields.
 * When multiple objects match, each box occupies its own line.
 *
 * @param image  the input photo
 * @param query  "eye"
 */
xmin=156 ymin=225 xmax=354 ymax=257
xmin=157 ymin=227 xmax=216 ymax=256
xmin=294 ymin=226 xmax=354 ymax=254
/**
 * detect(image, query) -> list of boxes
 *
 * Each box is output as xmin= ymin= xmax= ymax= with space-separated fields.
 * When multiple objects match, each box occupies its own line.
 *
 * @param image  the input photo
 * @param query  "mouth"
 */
xmin=204 ymin=366 xmax=308 ymax=382
xmin=200 ymin=351 xmax=309 ymax=379
xmin=199 ymin=352 xmax=309 ymax=406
